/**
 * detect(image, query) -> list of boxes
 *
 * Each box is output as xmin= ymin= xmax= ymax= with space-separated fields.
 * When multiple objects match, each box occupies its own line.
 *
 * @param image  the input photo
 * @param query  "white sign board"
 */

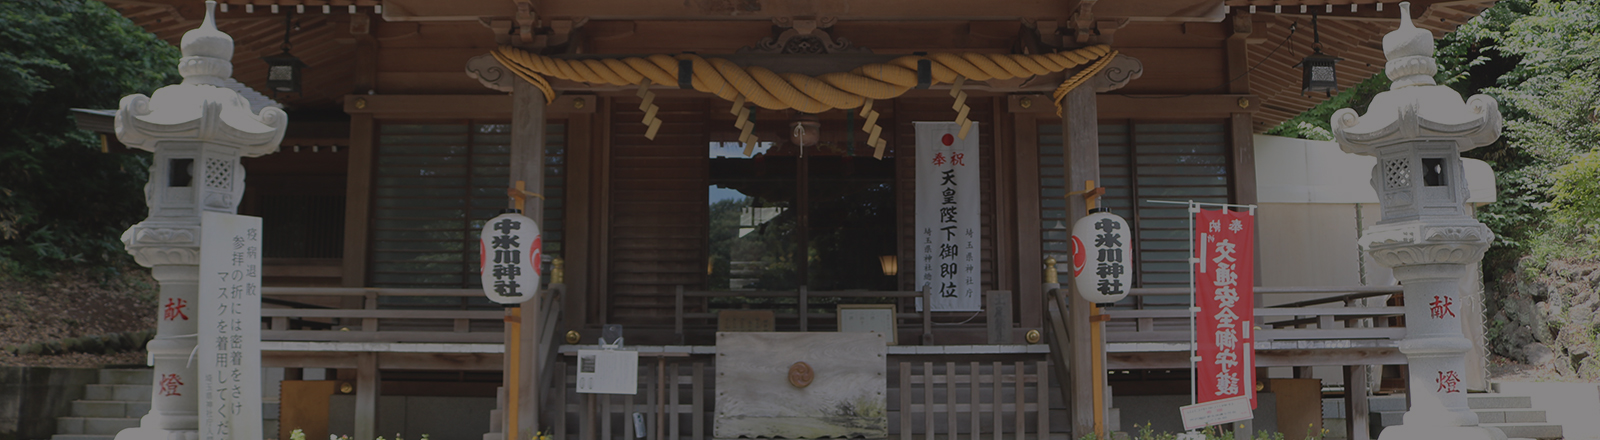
xmin=1178 ymin=395 xmax=1254 ymax=431
xmin=714 ymin=332 xmax=888 ymax=439
xmin=575 ymin=349 xmax=638 ymax=395
xmin=837 ymin=304 xmax=898 ymax=345
xmin=479 ymin=211 xmax=541 ymax=304
xmin=197 ymin=211 xmax=263 ymax=440
xmin=914 ymin=122 xmax=982 ymax=311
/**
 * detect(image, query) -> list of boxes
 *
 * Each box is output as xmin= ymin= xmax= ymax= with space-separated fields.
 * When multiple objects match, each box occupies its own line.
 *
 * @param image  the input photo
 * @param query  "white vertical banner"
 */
xmin=198 ymin=211 xmax=263 ymax=440
xmin=915 ymin=122 xmax=982 ymax=312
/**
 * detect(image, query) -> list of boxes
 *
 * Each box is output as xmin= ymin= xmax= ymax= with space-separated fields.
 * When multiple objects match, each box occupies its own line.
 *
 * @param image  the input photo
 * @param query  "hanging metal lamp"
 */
xmin=262 ymin=10 xmax=306 ymax=94
xmin=1294 ymin=13 xmax=1343 ymax=97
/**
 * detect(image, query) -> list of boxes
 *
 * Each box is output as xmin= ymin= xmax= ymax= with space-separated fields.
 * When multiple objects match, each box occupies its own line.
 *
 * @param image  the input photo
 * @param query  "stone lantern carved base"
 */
xmin=1360 ymin=221 xmax=1492 ymax=267
xmin=123 ymin=223 xmax=202 ymax=267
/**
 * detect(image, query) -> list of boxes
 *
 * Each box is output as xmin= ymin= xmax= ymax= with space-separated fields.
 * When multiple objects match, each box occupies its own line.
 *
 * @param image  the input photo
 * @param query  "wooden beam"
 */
xmin=342 ymin=94 xmax=594 ymax=118
xmin=1108 ymin=347 xmax=1404 ymax=369
xmin=1097 ymin=94 xmax=1258 ymax=118
xmin=381 ymin=0 xmax=1230 ymax=22
xmin=340 ymin=114 xmax=373 ymax=287
xmin=1061 ymin=85 xmax=1099 ymax=439
xmin=263 ymin=351 xmax=505 ymax=370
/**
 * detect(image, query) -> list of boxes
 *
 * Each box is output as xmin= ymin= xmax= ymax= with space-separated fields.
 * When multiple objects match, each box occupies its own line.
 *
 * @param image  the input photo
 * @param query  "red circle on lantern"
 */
xmin=1070 ymin=236 xmax=1086 ymax=277
xmin=941 ymin=134 xmax=954 ymax=146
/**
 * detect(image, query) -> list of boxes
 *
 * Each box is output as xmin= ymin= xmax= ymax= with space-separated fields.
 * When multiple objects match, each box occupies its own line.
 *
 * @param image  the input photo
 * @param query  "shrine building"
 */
xmin=76 ymin=0 xmax=1506 ymax=439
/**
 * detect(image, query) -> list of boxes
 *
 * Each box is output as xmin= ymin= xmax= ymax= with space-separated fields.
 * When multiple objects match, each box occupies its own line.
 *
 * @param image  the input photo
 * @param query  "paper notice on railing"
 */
xmin=576 ymin=349 xmax=638 ymax=395
xmin=1179 ymin=395 xmax=1254 ymax=431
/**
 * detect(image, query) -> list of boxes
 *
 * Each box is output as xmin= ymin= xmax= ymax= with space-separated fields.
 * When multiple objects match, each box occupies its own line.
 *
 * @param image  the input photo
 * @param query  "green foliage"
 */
xmin=1265 ymin=0 xmax=1600 ymax=281
xmin=0 ymin=0 xmax=177 ymax=278
xmin=1477 ymin=0 xmax=1600 ymax=268
xmin=1263 ymin=72 xmax=1393 ymax=140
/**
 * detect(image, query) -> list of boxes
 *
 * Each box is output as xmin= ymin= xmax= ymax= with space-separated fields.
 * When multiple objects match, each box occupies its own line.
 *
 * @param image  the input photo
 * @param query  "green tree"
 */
xmin=0 ymin=0 xmax=179 ymax=278
xmin=1486 ymin=0 xmax=1600 ymax=263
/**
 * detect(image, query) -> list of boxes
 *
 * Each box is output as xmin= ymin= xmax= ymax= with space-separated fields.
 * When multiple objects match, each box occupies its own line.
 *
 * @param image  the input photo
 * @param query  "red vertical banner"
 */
xmin=1195 ymin=209 xmax=1256 ymax=408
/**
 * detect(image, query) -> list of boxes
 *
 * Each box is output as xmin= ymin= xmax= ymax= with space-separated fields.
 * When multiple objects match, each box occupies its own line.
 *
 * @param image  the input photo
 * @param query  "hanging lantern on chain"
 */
xmin=262 ymin=10 xmax=306 ymax=94
xmin=1295 ymin=13 xmax=1343 ymax=97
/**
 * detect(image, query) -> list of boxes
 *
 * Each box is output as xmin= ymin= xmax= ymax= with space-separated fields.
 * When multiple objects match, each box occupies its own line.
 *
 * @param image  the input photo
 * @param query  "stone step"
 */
xmin=50 ymin=435 xmax=115 ymax=440
xmin=55 ymin=417 xmax=141 ymax=435
xmin=69 ymin=400 xmax=150 ymax=419
xmin=97 ymin=369 xmax=153 ymax=386
xmin=1372 ymin=410 xmax=1405 ymax=428
xmin=1368 ymin=394 xmax=1538 ymax=413
xmin=83 ymin=384 xmax=151 ymax=402
xmin=1368 ymin=395 xmax=1408 ymax=412
xmin=1474 ymin=409 xmax=1548 ymax=424
xmin=1468 ymin=395 xmax=1534 ymax=409
xmin=1370 ymin=407 xmax=1550 ymax=428
xmin=1483 ymin=423 xmax=1563 ymax=439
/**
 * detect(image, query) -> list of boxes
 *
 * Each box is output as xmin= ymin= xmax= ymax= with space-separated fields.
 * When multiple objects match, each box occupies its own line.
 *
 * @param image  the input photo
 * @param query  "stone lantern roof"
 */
xmin=114 ymin=0 xmax=287 ymax=156
xmin=1331 ymin=2 xmax=1501 ymax=155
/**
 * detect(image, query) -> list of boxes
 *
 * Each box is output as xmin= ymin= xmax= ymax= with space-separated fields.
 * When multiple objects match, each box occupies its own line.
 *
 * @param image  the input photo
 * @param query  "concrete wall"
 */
xmin=0 ymin=367 xmax=99 ymax=440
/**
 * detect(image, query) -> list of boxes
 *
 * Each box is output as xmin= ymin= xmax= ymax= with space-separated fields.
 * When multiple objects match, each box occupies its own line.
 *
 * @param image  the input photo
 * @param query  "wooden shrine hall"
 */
xmin=81 ymin=0 xmax=1501 ymax=439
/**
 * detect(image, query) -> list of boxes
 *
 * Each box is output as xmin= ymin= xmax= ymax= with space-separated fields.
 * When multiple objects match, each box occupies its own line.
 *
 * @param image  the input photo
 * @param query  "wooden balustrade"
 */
xmin=1093 ymin=286 xmax=1406 ymax=344
xmin=259 ymin=285 xmax=563 ymax=345
xmin=673 ymin=286 xmax=937 ymax=344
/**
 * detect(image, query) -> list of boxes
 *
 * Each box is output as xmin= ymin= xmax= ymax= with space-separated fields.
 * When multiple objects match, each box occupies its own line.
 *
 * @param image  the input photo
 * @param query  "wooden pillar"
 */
xmin=341 ymin=9 xmax=378 ymax=288
xmin=1012 ymin=109 xmax=1044 ymax=331
xmin=341 ymin=113 xmax=374 ymax=287
xmin=1062 ymin=85 xmax=1100 ymax=439
xmin=1227 ymin=18 xmax=1261 ymax=440
xmin=509 ymin=78 xmax=549 ymax=440
xmin=1344 ymin=365 xmax=1372 ymax=440
xmin=564 ymin=109 xmax=594 ymax=330
xmin=354 ymin=352 xmax=379 ymax=440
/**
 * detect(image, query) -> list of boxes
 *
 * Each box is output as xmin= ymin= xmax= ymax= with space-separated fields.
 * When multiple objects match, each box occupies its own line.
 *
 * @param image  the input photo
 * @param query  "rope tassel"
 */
xmin=860 ymin=99 xmax=887 ymax=159
xmin=729 ymin=95 xmax=760 ymax=156
xmin=949 ymin=76 xmax=972 ymax=139
xmin=637 ymin=79 xmax=662 ymax=139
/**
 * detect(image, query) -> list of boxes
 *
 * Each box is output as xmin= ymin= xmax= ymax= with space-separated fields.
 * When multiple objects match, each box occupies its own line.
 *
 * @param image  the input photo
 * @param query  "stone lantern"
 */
xmin=113 ymin=2 xmax=286 ymax=440
xmin=1331 ymin=3 xmax=1503 ymax=440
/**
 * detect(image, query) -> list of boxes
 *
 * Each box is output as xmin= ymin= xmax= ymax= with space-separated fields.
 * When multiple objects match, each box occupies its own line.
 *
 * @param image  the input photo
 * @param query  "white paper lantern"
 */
xmin=1070 ymin=210 xmax=1132 ymax=303
xmin=479 ymin=211 xmax=542 ymax=304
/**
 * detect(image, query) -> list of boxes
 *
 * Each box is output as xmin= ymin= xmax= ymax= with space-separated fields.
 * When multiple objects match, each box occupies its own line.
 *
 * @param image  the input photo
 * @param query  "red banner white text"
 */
xmin=1195 ymin=208 xmax=1256 ymax=408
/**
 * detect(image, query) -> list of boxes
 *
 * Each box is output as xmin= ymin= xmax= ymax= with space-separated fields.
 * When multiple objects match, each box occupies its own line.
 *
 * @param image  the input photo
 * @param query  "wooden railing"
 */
xmin=673 ymin=286 xmax=937 ymax=345
xmin=548 ymin=350 xmax=1057 ymax=440
xmin=259 ymin=285 xmax=563 ymax=345
xmin=1077 ymin=286 xmax=1405 ymax=344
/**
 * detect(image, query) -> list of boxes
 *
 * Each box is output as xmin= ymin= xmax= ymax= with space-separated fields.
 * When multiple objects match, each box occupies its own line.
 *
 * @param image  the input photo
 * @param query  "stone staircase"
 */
xmin=1369 ymin=394 xmax=1564 ymax=439
xmin=482 ymin=387 xmax=506 ymax=440
xmin=52 ymin=369 xmax=152 ymax=440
